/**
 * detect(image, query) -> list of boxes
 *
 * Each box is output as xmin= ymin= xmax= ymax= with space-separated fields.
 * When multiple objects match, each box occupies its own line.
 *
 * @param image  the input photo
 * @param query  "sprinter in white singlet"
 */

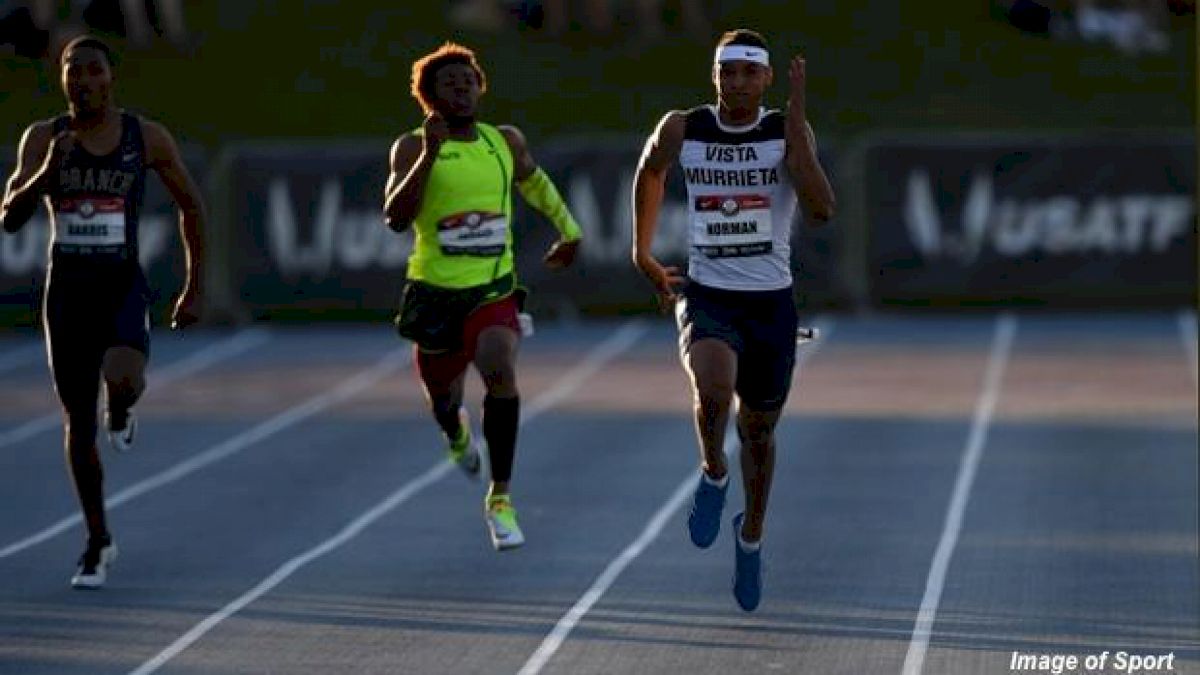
xmin=632 ymin=29 xmax=836 ymax=612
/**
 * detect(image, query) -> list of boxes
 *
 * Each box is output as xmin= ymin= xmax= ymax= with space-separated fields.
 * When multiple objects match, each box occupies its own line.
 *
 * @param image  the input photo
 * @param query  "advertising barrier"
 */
xmin=864 ymin=134 xmax=1196 ymax=306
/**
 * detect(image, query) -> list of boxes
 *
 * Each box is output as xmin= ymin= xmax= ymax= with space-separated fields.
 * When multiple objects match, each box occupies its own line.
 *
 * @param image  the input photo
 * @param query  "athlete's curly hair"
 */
xmin=410 ymin=42 xmax=488 ymax=114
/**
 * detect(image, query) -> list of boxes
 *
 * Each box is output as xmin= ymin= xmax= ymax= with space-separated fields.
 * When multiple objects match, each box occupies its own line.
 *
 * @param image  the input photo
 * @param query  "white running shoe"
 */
xmin=71 ymin=538 xmax=118 ymax=590
xmin=108 ymin=410 xmax=137 ymax=453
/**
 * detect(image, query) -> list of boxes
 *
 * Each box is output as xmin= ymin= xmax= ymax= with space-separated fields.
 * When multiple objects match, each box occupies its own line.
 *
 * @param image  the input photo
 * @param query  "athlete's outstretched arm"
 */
xmin=1 ymin=121 xmax=56 ymax=233
xmin=784 ymin=56 xmax=835 ymax=223
xmin=499 ymin=124 xmax=581 ymax=269
xmin=632 ymin=110 xmax=686 ymax=305
xmin=143 ymin=118 xmax=204 ymax=328
xmin=383 ymin=112 xmax=449 ymax=232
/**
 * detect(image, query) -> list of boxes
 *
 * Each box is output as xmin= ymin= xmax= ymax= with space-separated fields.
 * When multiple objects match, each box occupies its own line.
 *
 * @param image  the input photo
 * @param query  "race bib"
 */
xmin=692 ymin=194 xmax=773 ymax=258
xmin=53 ymin=197 xmax=127 ymax=248
xmin=437 ymin=210 xmax=508 ymax=257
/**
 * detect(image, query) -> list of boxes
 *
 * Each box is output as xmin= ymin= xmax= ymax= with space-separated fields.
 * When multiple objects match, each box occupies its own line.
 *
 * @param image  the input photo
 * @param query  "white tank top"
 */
xmin=679 ymin=105 xmax=797 ymax=291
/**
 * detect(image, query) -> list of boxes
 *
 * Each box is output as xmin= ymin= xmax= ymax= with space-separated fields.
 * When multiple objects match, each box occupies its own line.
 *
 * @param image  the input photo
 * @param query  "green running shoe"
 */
xmin=446 ymin=408 xmax=481 ymax=479
xmin=484 ymin=494 xmax=525 ymax=551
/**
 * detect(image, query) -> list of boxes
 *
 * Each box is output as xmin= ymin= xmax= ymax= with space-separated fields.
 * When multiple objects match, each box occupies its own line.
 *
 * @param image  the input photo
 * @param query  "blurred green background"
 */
xmin=1 ymin=1 xmax=1195 ymax=149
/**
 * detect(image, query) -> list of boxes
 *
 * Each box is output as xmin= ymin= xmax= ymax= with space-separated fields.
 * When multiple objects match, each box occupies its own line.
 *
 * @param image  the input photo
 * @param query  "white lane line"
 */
xmin=517 ymin=317 xmax=835 ymax=675
xmin=126 ymin=320 xmax=648 ymax=675
xmin=147 ymin=329 xmax=272 ymax=387
xmin=0 ymin=338 xmax=400 ymax=561
xmin=0 ymin=342 xmax=41 ymax=376
xmin=900 ymin=313 xmax=1017 ymax=675
xmin=0 ymin=329 xmax=272 ymax=451
xmin=1178 ymin=309 xmax=1198 ymax=392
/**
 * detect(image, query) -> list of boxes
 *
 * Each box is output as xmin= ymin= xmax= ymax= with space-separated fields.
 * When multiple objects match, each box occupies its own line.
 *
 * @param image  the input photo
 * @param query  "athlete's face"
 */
xmin=714 ymin=60 xmax=771 ymax=111
xmin=432 ymin=63 xmax=482 ymax=119
xmin=61 ymin=47 xmax=113 ymax=114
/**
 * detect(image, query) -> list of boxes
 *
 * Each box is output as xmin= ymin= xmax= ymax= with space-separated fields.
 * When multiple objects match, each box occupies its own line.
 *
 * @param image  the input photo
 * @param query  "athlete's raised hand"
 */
xmin=543 ymin=238 xmax=579 ymax=269
xmin=787 ymin=55 xmax=807 ymax=121
xmin=422 ymin=112 xmax=450 ymax=152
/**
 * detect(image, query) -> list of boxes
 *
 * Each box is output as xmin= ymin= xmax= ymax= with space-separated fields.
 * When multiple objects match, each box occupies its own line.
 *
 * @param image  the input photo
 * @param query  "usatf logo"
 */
xmin=903 ymin=168 xmax=1194 ymax=261
xmin=79 ymin=201 xmax=96 ymax=219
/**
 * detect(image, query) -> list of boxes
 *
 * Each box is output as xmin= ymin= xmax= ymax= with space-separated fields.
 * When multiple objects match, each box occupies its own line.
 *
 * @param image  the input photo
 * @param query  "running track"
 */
xmin=0 ymin=313 xmax=1196 ymax=675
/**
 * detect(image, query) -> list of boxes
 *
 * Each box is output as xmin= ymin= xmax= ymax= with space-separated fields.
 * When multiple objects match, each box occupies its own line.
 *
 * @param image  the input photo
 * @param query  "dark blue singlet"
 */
xmin=43 ymin=112 xmax=152 ymax=408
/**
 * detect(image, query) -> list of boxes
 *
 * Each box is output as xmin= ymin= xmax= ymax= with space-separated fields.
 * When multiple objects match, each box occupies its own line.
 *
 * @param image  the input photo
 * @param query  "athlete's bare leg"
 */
xmin=683 ymin=338 xmax=737 ymax=480
xmin=735 ymin=402 xmax=782 ymax=543
xmin=474 ymin=325 xmax=519 ymax=496
xmin=101 ymin=345 xmax=145 ymax=429
xmin=416 ymin=348 xmax=468 ymax=440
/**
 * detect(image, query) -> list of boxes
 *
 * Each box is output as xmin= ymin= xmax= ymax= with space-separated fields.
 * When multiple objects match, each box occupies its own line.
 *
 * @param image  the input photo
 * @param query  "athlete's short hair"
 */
xmin=59 ymin=35 xmax=117 ymax=70
xmin=716 ymin=29 xmax=769 ymax=51
xmin=410 ymin=42 xmax=488 ymax=114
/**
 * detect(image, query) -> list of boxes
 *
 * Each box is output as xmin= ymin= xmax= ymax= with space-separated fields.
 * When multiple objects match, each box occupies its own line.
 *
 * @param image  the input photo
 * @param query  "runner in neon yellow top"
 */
xmin=405 ymin=120 xmax=517 ymax=289
xmin=383 ymin=42 xmax=583 ymax=551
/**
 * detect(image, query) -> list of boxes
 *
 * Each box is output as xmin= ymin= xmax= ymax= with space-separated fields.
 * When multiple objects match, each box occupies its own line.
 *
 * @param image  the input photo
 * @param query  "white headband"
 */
xmin=714 ymin=45 xmax=770 ymax=67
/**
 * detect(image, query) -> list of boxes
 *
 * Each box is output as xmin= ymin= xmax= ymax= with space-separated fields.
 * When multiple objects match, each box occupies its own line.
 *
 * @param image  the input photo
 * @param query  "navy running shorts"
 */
xmin=675 ymin=280 xmax=799 ymax=411
xmin=43 ymin=260 xmax=150 ymax=411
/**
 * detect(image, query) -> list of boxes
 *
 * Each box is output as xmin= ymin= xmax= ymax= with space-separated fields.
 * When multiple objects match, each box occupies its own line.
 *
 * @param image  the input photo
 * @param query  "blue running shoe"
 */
xmin=731 ymin=513 xmax=762 ymax=612
xmin=687 ymin=471 xmax=727 ymax=548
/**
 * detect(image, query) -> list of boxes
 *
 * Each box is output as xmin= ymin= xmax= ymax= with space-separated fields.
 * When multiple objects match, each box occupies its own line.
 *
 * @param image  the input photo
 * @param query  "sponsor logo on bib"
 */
xmin=437 ymin=210 xmax=508 ymax=257
xmin=692 ymin=194 xmax=773 ymax=258
xmin=53 ymin=196 xmax=127 ymax=250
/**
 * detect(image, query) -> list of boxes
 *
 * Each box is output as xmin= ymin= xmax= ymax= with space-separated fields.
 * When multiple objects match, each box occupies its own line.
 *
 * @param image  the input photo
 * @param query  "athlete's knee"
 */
xmin=475 ymin=328 xmax=517 ymax=366
xmin=105 ymin=373 xmax=144 ymax=400
xmin=474 ymin=336 xmax=518 ymax=395
xmin=480 ymin=366 xmax=518 ymax=398
xmin=102 ymin=348 xmax=146 ymax=387
xmin=737 ymin=407 xmax=780 ymax=446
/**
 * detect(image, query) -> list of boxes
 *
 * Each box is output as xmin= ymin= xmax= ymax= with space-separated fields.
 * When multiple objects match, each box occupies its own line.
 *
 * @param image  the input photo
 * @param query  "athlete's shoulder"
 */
xmin=492 ymin=122 xmax=521 ymax=140
xmin=681 ymin=104 xmax=719 ymax=137
xmin=492 ymin=123 xmax=524 ymax=152
xmin=135 ymin=115 xmax=181 ymax=164
xmin=21 ymin=117 xmax=58 ymax=140
xmin=388 ymin=131 xmax=422 ymax=172
xmin=649 ymin=109 xmax=689 ymax=139
xmin=14 ymin=118 xmax=57 ymax=159
xmin=135 ymin=114 xmax=168 ymax=141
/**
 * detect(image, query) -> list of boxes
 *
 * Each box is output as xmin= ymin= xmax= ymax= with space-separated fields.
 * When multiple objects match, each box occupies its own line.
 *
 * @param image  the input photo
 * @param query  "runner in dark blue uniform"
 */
xmin=1 ymin=35 xmax=205 ymax=589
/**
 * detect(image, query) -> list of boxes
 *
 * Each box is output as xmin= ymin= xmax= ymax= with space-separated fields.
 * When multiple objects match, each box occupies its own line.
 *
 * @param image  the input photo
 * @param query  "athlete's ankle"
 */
xmin=738 ymin=519 xmax=762 ymax=547
xmin=702 ymin=463 xmax=728 ymax=483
